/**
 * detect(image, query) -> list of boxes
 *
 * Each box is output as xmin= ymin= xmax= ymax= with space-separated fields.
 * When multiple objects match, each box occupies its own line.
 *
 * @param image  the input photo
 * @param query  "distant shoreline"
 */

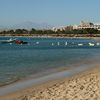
xmin=0 ymin=34 xmax=100 ymax=40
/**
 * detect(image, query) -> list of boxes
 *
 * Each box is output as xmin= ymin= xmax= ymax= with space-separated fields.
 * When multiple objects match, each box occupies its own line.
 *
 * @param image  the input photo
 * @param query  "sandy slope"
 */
xmin=1 ymin=66 xmax=100 ymax=100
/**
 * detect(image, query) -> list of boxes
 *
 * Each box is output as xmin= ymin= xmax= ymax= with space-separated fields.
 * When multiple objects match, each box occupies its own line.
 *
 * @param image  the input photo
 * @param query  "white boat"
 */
xmin=0 ymin=38 xmax=16 ymax=43
xmin=57 ymin=42 xmax=60 ymax=46
xmin=78 ymin=43 xmax=83 ymax=46
xmin=65 ymin=42 xmax=67 ymax=46
xmin=51 ymin=43 xmax=54 ymax=46
xmin=88 ymin=43 xmax=95 ymax=46
xmin=36 ymin=42 xmax=39 ymax=44
xmin=96 ymin=43 xmax=100 ymax=46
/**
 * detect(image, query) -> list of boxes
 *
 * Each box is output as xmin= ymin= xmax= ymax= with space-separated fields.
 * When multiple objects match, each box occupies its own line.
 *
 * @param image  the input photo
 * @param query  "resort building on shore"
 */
xmin=52 ymin=26 xmax=73 ymax=32
xmin=52 ymin=21 xmax=100 ymax=32
xmin=73 ymin=21 xmax=100 ymax=30
xmin=52 ymin=26 xmax=66 ymax=32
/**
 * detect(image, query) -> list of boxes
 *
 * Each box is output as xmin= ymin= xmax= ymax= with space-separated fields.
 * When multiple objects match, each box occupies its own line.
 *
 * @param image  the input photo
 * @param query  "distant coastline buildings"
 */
xmin=52 ymin=21 xmax=100 ymax=32
xmin=73 ymin=21 xmax=100 ymax=30
xmin=0 ymin=21 xmax=100 ymax=32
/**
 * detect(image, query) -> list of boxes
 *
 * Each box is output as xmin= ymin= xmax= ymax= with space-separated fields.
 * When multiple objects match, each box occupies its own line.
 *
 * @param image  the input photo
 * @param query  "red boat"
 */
xmin=15 ymin=40 xmax=28 ymax=44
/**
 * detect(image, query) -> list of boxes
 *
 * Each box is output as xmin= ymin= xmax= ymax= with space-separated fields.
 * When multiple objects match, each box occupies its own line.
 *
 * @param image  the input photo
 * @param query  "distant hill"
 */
xmin=0 ymin=25 xmax=9 ymax=31
xmin=11 ymin=21 xmax=53 ymax=30
xmin=0 ymin=22 xmax=53 ymax=31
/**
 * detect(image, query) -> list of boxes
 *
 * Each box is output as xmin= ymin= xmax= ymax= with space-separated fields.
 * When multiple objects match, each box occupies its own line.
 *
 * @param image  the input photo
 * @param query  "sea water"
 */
xmin=0 ymin=37 xmax=100 ymax=86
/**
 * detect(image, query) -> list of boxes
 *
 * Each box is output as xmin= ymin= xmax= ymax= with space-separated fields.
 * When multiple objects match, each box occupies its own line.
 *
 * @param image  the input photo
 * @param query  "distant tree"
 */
xmin=0 ymin=27 xmax=100 ymax=36
xmin=7 ymin=30 xmax=14 ymax=34
xmin=22 ymin=29 xmax=28 ymax=34
xmin=30 ymin=28 xmax=36 ymax=34
xmin=44 ymin=30 xmax=54 ymax=34
xmin=15 ymin=29 xmax=23 ymax=34
xmin=85 ymin=28 xmax=98 ymax=34
xmin=0 ymin=30 xmax=7 ymax=34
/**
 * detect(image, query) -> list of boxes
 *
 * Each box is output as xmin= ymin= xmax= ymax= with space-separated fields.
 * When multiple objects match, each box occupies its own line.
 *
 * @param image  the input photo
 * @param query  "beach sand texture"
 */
xmin=1 ymin=67 xmax=100 ymax=100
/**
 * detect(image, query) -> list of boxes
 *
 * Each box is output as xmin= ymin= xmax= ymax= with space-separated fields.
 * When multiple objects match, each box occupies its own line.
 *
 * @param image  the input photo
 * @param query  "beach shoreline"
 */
xmin=0 ymin=64 xmax=100 ymax=100
xmin=0 ymin=35 xmax=100 ymax=39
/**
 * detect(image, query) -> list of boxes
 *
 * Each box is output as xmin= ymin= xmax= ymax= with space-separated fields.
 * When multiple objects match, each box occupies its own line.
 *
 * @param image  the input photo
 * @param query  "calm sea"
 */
xmin=0 ymin=37 xmax=100 ymax=86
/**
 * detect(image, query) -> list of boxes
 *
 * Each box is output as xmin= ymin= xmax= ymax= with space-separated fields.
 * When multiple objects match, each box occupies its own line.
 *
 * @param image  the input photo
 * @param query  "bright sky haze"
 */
xmin=0 ymin=0 xmax=100 ymax=26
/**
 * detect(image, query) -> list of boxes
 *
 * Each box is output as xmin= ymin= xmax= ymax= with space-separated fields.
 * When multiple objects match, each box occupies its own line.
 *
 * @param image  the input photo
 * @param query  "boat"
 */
xmin=78 ymin=43 xmax=83 ymax=46
xmin=15 ymin=40 xmax=28 ymax=44
xmin=88 ymin=43 xmax=95 ymax=46
xmin=96 ymin=43 xmax=100 ymax=46
xmin=0 ymin=38 xmax=28 ymax=44
xmin=57 ymin=42 xmax=60 ymax=46
xmin=65 ymin=42 xmax=67 ymax=46
xmin=0 ymin=38 xmax=16 ymax=44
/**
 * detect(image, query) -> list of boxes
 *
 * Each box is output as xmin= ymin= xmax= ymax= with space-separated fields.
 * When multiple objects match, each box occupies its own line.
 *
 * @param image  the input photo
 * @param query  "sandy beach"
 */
xmin=0 ymin=65 xmax=100 ymax=100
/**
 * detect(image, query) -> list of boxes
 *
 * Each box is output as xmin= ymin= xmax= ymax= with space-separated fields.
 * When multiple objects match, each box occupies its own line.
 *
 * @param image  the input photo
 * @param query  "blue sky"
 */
xmin=0 ymin=0 xmax=100 ymax=26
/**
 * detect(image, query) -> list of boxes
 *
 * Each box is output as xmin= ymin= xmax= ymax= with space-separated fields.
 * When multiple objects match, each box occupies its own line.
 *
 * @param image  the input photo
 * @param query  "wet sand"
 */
xmin=0 ymin=65 xmax=100 ymax=100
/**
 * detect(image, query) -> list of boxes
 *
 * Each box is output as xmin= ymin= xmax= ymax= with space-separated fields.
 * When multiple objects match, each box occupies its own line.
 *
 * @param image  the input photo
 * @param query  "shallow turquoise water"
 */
xmin=0 ymin=37 xmax=100 ymax=86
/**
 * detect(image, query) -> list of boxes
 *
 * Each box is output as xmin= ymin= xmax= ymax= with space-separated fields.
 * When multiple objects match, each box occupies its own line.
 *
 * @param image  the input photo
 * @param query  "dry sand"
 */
xmin=1 ymin=66 xmax=100 ymax=100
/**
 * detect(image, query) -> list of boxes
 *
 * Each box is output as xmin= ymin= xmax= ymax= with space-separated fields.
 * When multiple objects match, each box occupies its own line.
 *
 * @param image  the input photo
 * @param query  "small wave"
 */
xmin=0 ymin=77 xmax=20 ymax=87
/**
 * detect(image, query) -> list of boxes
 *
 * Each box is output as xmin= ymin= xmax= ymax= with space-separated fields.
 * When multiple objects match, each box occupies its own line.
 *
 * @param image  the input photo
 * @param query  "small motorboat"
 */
xmin=78 ymin=43 xmax=83 ymax=46
xmin=88 ymin=43 xmax=95 ymax=46
xmin=0 ymin=38 xmax=28 ymax=45
xmin=15 ymin=40 xmax=28 ymax=44
xmin=65 ymin=42 xmax=67 ymax=46
xmin=96 ymin=43 xmax=100 ymax=46
xmin=57 ymin=42 xmax=60 ymax=46
xmin=0 ymin=38 xmax=16 ymax=44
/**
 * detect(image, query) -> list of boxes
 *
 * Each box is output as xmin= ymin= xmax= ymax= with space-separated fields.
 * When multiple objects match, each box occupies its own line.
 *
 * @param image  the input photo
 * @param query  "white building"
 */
xmin=73 ymin=21 xmax=100 ymax=30
xmin=52 ymin=26 xmax=66 ymax=32
xmin=52 ymin=21 xmax=100 ymax=32
xmin=94 ymin=23 xmax=100 ymax=30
